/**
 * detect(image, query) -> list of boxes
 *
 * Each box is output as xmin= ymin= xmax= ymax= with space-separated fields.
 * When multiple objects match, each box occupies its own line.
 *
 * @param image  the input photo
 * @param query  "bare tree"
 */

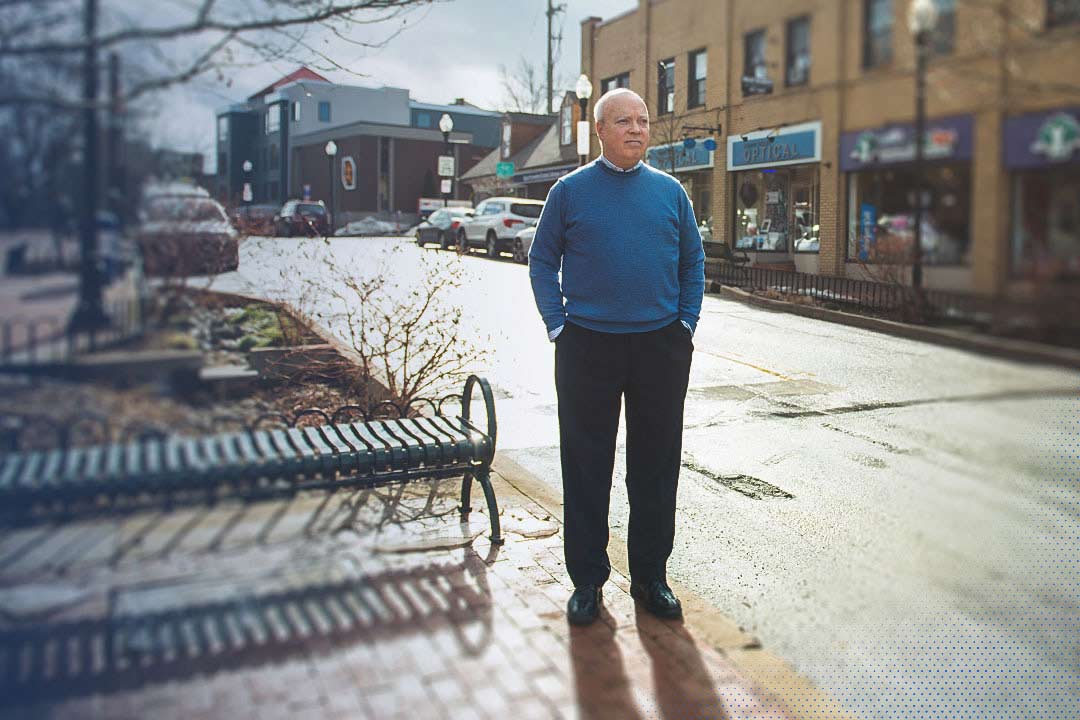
xmin=498 ymin=56 xmax=548 ymax=115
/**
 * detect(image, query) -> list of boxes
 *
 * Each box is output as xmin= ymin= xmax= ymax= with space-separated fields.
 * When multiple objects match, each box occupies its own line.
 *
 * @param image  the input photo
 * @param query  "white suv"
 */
xmin=456 ymin=196 xmax=544 ymax=258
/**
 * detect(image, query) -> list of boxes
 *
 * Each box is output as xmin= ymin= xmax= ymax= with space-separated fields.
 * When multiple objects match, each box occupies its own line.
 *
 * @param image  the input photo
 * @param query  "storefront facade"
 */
xmin=1005 ymin=107 xmax=1080 ymax=282
xmin=841 ymin=115 xmax=974 ymax=273
xmin=727 ymin=122 xmax=822 ymax=272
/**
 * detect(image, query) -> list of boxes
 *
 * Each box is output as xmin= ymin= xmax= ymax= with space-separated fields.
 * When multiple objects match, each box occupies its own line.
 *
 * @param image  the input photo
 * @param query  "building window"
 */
xmin=265 ymin=106 xmax=280 ymax=135
xmin=1048 ymin=0 xmax=1080 ymax=26
xmin=687 ymin=49 xmax=707 ymax=108
xmin=786 ymin=16 xmax=811 ymax=86
xmin=217 ymin=153 xmax=226 ymax=176
xmin=560 ymin=104 xmax=572 ymax=146
xmin=929 ymin=0 xmax=956 ymax=55
xmin=863 ymin=0 xmax=894 ymax=68
xmin=734 ymin=164 xmax=820 ymax=253
xmin=269 ymin=144 xmax=279 ymax=171
xmin=217 ymin=116 xmax=228 ymax=143
xmin=601 ymin=72 xmax=630 ymax=95
xmin=742 ymin=29 xmax=772 ymax=96
xmin=847 ymin=163 xmax=971 ymax=265
xmin=416 ymin=112 xmax=431 ymax=128
xmin=657 ymin=58 xmax=675 ymax=115
xmin=318 ymin=101 xmax=331 ymax=123
xmin=292 ymin=101 xmax=300 ymax=122
xmin=1012 ymin=166 xmax=1080 ymax=278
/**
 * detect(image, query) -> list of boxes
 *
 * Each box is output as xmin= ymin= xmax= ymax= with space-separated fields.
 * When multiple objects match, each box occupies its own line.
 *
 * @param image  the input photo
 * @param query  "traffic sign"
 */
xmin=496 ymin=161 xmax=515 ymax=178
xmin=438 ymin=155 xmax=455 ymax=177
xmin=440 ymin=179 xmax=452 ymax=194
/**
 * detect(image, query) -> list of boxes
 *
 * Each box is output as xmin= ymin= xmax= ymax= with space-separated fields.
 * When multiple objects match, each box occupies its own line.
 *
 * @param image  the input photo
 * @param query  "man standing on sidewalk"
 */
xmin=528 ymin=88 xmax=705 ymax=626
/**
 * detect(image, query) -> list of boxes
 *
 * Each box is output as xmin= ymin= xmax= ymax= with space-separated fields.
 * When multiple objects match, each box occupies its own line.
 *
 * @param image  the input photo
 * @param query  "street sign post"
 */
xmin=496 ymin=161 xmax=515 ymax=178
xmin=438 ymin=155 xmax=455 ymax=177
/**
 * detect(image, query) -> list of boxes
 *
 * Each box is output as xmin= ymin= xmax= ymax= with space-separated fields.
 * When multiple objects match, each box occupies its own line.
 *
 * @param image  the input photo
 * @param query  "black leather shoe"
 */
xmin=567 ymin=585 xmax=602 ymax=626
xmin=630 ymin=579 xmax=683 ymax=620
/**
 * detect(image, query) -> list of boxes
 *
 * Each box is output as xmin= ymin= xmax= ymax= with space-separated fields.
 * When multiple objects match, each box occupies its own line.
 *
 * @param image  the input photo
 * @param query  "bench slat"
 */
xmin=16 ymin=451 xmax=44 ymax=490
xmin=125 ymin=441 xmax=144 ymax=480
xmin=250 ymin=430 xmax=283 ymax=476
xmin=81 ymin=445 xmax=106 ymax=483
xmin=233 ymin=432 xmax=265 ymax=477
xmin=0 ymin=454 xmax=25 ymax=491
xmin=280 ymin=427 xmax=321 ymax=476
xmin=427 ymin=416 xmax=479 ymax=462
xmin=344 ymin=423 xmax=387 ymax=470
xmin=163 ymin=437 xmax=188 ymax=490
xmin=414 ymin=417 xmax=461 ymax=465
xmin=395 ymin=418 xmax=444 ymax=466
xmin=102 ymin=443 xmax=125 ymax=484
xmin=38 ymin=449 xmax=66 ymax=491
xmin=60 ymin=447 xmax=85 ymax=486
xmin=319 ymin=425 xmax=370 ymax=475
xmin=363 ymin=422 xmax=410 ymax=468
xmin=143 ymin=438 xmax=164 ymax=481
xmin=269 ymin=428 xmax=306 ymax=476
xmin=298 ymin=427 xmax=338 ymax=475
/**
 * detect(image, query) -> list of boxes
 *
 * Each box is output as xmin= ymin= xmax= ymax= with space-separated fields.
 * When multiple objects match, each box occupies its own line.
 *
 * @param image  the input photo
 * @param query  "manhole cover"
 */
xmin=682 ymin=460 xmax=793 ymax=500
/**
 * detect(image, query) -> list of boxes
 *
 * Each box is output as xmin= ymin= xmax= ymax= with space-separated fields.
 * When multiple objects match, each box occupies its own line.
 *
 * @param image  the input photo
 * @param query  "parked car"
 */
xmin=231 ymin=203 xmax=279 ymax=236
xmin=416 ymin=207 xmax=474 ymax=249
xmin=512 ymin=226 xmax=535 ymax=264
xmin=456 ymin=197 xmax=544 ymax=258
xmin=136 ymin=193 xmax=238 ymax=276
xmin=275 ymin=200 xmax=330 ymax=237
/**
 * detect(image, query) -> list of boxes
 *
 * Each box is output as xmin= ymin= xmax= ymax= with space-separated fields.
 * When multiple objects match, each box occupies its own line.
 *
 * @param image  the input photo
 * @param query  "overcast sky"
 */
xmin=146 ymin=0 xmax=638 ymax=169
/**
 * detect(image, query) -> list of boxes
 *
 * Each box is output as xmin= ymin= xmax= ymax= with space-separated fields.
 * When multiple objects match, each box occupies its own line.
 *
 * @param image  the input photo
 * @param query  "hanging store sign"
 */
xmin=647 ymin=138 xmax=716 ymax=172
xmin=513 ymin=164 xmax=577 ymax=186
xmin=1004 ymin=107 xmax=1080 ymax=169
xmin=341 ymin=156 xmax=356 ymax=190
xmin=839 ymin=115 xmax=974 ymax=171
xmin=727 ymin=121 xmax=821 ymax=171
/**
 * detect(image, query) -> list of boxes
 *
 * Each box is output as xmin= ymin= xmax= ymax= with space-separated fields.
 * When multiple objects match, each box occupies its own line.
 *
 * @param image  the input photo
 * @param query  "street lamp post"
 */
xmin=909 ymin=0 xmax=938 ymax=293
xmin=324 ymin=140 xmax=337 ymax=234
xmin=575 ymin=74 xmax=593 ymax=166
xmin=439 ymin=113 xmax=454 ymax=208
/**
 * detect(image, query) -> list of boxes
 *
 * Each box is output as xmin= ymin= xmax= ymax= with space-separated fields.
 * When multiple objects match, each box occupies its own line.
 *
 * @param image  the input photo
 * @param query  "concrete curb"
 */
xmin=712 ymin=284 xmax=1080 ymax=370
xmin=491 ymin=453 xmax=856 ymax=719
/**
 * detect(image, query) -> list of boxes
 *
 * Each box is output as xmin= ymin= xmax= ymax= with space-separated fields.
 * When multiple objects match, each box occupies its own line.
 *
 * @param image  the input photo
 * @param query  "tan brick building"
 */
xmin=581 ymin=0 xmax=1080 ymax=297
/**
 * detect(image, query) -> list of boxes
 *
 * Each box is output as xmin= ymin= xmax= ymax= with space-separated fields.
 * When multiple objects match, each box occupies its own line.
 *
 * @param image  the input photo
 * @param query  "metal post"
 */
xmin=442 ymin=130 xmax=451 ymax=208
xmin=328 ymin=154 xmax=335 ymax=233
xmin=578 ymin=97 xmax=588 ymax=167
xmin=68 ymin=0 xmax=109 ymax=340
xmin=912 ymin=31 xmax=927 ymax=292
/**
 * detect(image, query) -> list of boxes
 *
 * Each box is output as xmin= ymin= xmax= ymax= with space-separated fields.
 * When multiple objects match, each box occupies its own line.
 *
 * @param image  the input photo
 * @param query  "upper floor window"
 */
xmin=863 ymin=0 xmax=894 ymax=68
xmin=929 ymin=0 xmax=956 ymax=55
xmin=657 ymin=58 xmax=675 ymax=114
xmin=743 ymin=29 xmax=773 ymax=96
xmin=601 ymin=72 xmax=630 ymax=95
xmin=560 ymin=104 xmax=573 ymax=146
xmin=291 ymin=102 xmax=300 ymax=122
xmin=688 ymin=49 xmax=707 ymax=108
xmin=217 ymin=116 xmax=228 ymax=143
xmin=265 ymin=106 xmax=280 ymax=135
xmin=318 ymin=101 xmax=331 ymax=123
xmin=416 ymin=112 xmax=431 ymax=128
xmin=1048 ymin=0 xmax=1080 ymax=26
xmin=786 ymin=16 xmax=811 ymax=86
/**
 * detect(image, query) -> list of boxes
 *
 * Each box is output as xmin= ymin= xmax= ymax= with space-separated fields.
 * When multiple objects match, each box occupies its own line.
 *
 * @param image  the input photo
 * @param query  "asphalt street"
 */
xmin=215 ymin=235 xmax=1080 ymax=719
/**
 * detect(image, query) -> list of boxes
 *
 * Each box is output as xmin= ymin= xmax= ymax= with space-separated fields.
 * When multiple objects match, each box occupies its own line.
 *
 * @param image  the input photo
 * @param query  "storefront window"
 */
xmin=733 ymin=164 xmax=819 ymax=252
xmin=846 ymin=163 xmax=971 ymax=265
xmin=1012 ymin=166 xmax=1080 ymax=278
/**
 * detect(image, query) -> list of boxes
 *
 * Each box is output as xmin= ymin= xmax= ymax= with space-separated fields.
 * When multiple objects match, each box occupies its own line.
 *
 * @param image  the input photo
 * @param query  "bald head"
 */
xmin=593 ymin=88 xmax=645 ymax=124
xmin=593 ymin=89 xmax=650 ymax=170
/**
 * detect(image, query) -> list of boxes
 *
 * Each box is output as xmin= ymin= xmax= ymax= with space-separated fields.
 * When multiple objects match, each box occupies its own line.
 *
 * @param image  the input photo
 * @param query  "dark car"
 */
xmin=275 ymin=200 xmax=330 ymax=237
xmin=415 ymin=207 xmax=474 ymax=250
xmin=231 ymin=203 xmax=278 ymax=236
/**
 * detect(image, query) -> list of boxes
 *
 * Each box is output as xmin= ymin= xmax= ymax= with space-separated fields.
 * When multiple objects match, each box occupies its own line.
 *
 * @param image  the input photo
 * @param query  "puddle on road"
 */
xmin=681 ymin=460 xmax=794 ymax=500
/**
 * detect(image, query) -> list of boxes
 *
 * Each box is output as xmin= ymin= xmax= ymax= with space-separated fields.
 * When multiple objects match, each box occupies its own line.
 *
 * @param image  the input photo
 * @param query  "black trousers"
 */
xmin=554 ymin=320 xmax=693 ymax=588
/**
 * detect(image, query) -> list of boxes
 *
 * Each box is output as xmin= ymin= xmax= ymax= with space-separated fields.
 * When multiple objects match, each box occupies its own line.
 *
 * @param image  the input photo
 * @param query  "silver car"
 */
xmin=512 ymin=225 xmax=535 ymax=265
xmin=456 ymin=196 xmax=544 ymax=258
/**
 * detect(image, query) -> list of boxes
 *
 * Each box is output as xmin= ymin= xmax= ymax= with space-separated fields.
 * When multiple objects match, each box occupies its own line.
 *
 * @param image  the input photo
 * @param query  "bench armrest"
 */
xmin=461 ymin=375 xmax=497 ymax=461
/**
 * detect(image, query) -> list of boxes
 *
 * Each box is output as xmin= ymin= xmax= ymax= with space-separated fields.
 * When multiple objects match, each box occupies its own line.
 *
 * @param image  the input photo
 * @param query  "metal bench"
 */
xmin=0 ymin=375 xmax=502 ymax=544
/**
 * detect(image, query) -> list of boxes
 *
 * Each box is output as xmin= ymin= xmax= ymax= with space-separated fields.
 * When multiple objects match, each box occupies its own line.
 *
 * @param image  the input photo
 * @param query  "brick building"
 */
xmin=581 ymin=0 xmax=1080 ymax=297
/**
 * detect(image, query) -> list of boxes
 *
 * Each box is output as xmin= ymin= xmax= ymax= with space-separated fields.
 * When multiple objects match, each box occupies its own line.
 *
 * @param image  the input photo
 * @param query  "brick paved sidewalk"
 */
xmin=0 ymin=458 xmax=849 ymax=719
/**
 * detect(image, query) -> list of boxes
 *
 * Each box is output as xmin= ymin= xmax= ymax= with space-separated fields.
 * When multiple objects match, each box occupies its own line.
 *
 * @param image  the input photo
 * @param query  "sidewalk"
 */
xmin=0 ymin=455 xmax=848 ymax=719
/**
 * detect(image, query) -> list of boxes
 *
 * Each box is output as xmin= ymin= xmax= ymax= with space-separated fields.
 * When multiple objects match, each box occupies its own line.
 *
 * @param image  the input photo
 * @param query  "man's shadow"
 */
xmin=635 ymin=609 xmax=731 ymax=720
xmin=568 ymin=616 xmax=645 ymax=720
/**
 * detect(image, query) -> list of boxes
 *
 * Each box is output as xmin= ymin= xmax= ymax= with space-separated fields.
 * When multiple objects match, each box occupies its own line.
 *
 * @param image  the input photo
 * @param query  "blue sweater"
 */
xmin=528 ymin=159 xmax=705 ymax=335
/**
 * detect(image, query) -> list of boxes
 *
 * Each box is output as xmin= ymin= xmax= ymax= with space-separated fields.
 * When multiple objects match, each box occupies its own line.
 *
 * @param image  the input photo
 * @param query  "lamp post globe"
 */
xmin=909 ymin=0 xmax=939 ymax=36
xmin=439 ymin=113 xmax=454 ymax=207
xmin=241 ymin=160 xmax=253 ymax=205
xmin=325 ymin=141 xmax=338 ymax=235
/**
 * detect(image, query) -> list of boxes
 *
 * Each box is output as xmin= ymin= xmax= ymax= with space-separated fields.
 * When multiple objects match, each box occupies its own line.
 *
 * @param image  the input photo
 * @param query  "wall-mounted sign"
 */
xmin=513 ymin=164 xmax=577 ymax=185
xmin=839 ymin=115 xmax=973 ymax=172
xmin=341 ymin=156 xmax=356 ymax=190
xmin=1004 ymin=107 xmax=1080 ymax=169
xmin=438 ymin=155 xmax=455 ymax=178
xmin=647 ymin=138 xmax=716 ymax=172
xmin=727 ymin=121 xmax=821 ymax=171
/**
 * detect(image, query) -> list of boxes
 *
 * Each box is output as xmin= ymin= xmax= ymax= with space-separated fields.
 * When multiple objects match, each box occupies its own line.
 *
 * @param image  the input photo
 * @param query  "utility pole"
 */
xmin=546 ymin=0 xmax=565 ymax=114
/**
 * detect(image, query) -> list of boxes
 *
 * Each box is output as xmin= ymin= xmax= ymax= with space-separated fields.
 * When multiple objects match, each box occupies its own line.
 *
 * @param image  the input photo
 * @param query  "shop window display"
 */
xmin=733 ymin=165 xmax=819 ymax=252
xmin=1011 ymin=166 xmax=1080 ymax=279
xmin=846 ymin=163 xmax=971 ymax=265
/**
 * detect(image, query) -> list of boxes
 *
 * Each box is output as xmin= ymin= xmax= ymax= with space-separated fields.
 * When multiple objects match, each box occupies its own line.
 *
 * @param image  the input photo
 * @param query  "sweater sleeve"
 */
xmin=528 ymin=181 xmax=568 ymax=334
xmin=677 ymin=185 xmax=706 ymax=333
